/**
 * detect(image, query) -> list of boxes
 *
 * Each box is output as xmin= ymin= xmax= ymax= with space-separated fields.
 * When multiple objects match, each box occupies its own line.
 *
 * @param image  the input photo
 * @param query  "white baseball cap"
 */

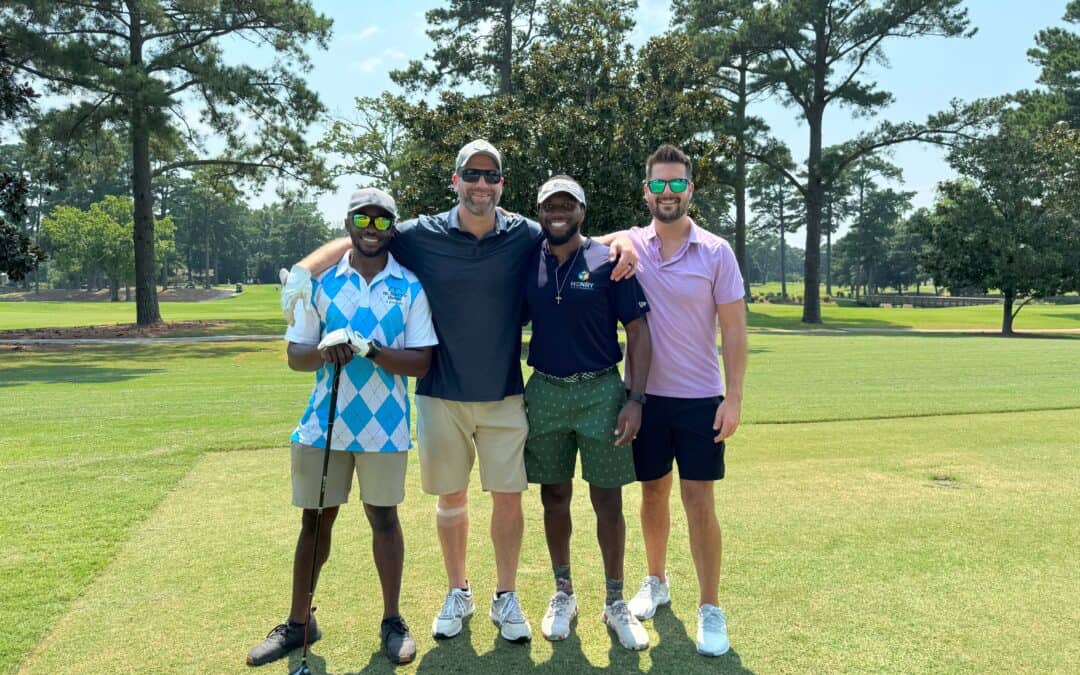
xmin=455 ymin=139 xmax=503 ymax=172
xmin=537 ymin=176 xmax=586 ymax=206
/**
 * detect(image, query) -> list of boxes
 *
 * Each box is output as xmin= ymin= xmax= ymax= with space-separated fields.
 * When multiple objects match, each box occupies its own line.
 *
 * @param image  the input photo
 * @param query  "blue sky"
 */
xmin=240 ymin=1 xmax=1073 ymax=234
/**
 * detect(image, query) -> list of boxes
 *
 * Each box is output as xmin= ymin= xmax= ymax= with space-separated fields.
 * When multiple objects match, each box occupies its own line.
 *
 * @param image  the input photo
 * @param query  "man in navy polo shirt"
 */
xmin=280 ymin=141 xmax=641 ymax=645
xmin=523 ymin=176 xmax=653 ymax=650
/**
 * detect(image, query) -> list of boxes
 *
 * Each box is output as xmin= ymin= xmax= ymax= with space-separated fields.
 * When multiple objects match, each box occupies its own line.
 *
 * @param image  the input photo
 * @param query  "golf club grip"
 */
xmin=316 ymin=363 xmax=343 ymax=509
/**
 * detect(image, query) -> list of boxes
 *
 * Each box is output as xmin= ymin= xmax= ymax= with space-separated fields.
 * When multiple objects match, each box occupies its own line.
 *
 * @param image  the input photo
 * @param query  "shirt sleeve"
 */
xmin=612 ymin=275 xmax=650 ymax=326
xmin=389 ymin=217 xmax=418 ymax=270
xmin=403 ymin=284 xmax=439 ymax=348
xmin=712 ymin=241 xmax=745 ymax=305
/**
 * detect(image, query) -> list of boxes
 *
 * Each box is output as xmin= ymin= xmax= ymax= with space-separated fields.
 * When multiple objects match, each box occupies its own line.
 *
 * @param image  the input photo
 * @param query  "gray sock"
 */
xmin=554 ymin=563 xmax=573 ymax=595
xmin=605 ymin=577 xmax=624 ymax=605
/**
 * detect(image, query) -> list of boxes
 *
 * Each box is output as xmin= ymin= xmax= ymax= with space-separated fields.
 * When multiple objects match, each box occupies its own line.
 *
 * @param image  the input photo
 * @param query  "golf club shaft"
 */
xmin=298 ymin=362 xmax=342 ymax=665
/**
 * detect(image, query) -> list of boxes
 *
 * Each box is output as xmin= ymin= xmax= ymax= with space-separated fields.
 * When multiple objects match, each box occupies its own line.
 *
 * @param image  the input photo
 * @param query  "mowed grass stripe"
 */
xmin=17 ymin=409 xmax=1078 ymax=674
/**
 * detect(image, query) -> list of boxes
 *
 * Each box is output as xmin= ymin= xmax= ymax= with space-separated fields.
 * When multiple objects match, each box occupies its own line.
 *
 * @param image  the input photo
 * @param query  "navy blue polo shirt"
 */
xmin=390 ymin=207 xmax=542 ymax=401
xmin=525 ymin=238 xmax=650 ymax=377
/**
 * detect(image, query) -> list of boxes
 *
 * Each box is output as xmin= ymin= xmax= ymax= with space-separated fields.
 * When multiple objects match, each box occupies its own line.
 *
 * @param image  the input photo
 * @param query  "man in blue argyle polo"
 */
xmin=247 ymin=187 xmax=437 ymax=668
xmin=524 ymin=176 xmax=654 ymax=650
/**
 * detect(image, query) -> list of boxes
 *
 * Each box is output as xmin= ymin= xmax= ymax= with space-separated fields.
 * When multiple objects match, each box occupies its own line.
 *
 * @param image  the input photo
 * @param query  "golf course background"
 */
xmin=1 ymin=289 xmax=1077 ymax=673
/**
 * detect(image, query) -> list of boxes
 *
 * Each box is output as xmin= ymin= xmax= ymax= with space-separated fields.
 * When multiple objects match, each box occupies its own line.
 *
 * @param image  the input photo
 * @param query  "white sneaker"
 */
xmin=541 ymin=591 xmax=577 ymax=641
xmin=628 ymin=573 xmax=670 ymax=620
xmin=490 ymin=591 xmax=532 ymax=643
xmin=603 ymin=600 xmax=650 ymax=650
xmin=432 ymin=587 xmax=474 ymax=639
xmin=696 ymin=604 xmax=730 ymax=656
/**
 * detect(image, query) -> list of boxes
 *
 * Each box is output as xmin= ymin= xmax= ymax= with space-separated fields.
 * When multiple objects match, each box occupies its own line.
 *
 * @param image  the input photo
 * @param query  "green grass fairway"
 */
xmin=3 ymin=284 xmax=1079 ymax=333
xmin=2 ymin=334 xmax=1078 ymax=673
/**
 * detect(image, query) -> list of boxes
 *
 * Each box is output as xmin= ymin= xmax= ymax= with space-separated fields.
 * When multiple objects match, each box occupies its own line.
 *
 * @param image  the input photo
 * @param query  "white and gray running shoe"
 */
xmin=432 ymin=587 xmax=474 ymax=639
xmin=628 ymin=573 xmax=670 ymax=620
xmin=490 ymin=591 xmax=532 ymax=643
xmin=603 ymin=600 xmax=650 ymax=650
xmin=541 ymin=591 xmax=578 ymax=641
xmin=696 ymin=603 xmax=730 ymax=656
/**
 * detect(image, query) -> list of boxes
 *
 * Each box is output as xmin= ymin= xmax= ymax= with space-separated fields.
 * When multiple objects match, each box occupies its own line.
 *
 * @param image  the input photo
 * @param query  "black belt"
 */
xmin=534 ymin=365 xmax=617 ymax=384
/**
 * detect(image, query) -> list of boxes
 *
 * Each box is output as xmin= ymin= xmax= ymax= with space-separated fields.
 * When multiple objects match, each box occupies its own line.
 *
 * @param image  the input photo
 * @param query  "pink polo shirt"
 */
xmin=625 ymin=220 xmax=744 ymax=398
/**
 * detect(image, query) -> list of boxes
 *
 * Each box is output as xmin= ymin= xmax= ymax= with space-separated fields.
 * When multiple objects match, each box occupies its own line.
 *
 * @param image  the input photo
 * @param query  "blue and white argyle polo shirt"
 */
xmin=284 ymin=251 xmax=437 ymax=452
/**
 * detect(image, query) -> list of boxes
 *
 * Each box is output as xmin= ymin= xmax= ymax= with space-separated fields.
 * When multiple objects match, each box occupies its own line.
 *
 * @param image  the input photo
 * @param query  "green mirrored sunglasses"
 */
xmin=645 ymin=178 xmax=690 ymax=194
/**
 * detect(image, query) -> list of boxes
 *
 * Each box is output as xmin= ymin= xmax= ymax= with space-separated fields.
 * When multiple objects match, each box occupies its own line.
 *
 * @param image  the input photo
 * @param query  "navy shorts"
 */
xmin=632 ymin=394 xmax=725 ymax=482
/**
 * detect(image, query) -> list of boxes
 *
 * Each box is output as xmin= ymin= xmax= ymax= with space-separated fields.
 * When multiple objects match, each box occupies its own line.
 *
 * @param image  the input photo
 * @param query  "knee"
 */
xmin=641 ymin=480 xmax=670 ymax=505
xmin=541 ymin=483 xmax=573 ymax=514
xmin=589 ymin=486 xmax=623 ymax=520
xmin=301 ymin=507 xmax=338 ymax=536
xmin=491 ymin=490 xmax=522 ymax=513
xmin=679 ymin=482 xmax=715 ymax=515
xmin=364 ymin=504 xmax=399 ymax=535
xmin=439 ymin=490 xmax=468 ymax=509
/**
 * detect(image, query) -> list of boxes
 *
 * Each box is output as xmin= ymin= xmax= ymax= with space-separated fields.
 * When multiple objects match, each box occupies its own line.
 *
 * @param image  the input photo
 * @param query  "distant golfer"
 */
xmin=247 ymin=188 xmax=437 ymax=667
xmin=523 ymin=176 xmax=653 ymax=650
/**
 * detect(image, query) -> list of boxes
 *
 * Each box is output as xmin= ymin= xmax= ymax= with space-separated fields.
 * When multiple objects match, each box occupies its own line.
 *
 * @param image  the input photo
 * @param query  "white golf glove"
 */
xmin=280 ymin=264 xmax=314 ymax=327
xmin=317 ymin=326 xmax=374 ymax=357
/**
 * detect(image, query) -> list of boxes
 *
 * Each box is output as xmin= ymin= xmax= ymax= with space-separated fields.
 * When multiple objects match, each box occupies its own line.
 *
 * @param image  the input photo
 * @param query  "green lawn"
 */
xmin=3 ymin=285 xmax=1080 ymax=333
xmin=2 ymin=334 xmax=1078 ymax=673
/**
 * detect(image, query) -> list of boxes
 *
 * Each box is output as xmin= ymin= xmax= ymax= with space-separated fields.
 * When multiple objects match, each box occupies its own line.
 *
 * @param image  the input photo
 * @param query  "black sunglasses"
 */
xmin=458 ymin=168 xmax=503 ymax=184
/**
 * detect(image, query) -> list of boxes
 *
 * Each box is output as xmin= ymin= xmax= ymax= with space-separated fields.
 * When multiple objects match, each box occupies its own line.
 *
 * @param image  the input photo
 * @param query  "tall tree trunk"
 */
xmin=734 ymin=61 xmax=750 ymax=302
xmin=110 ymin=278 xmax=119 ymax=302
xmin=1002 ymin=290 xmax=1014 ymax=336
xmin=779 ymin=194 xmax=787 ymax=298
xmin=129 ymin=7 xmax=160 ymax=325
xmin=803 ymin=104 xmax=824 ymax=322
xmin=825 ymin=197 xmax=833 ymax=296
xmin=498 ymin=1 xmax=512 ymax=94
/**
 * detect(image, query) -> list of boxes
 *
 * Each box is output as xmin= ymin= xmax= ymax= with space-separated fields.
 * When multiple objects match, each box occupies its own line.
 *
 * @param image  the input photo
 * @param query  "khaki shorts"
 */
xmin=291 ymin=442 xmax=408 ymax=508
xmin=416 ymin=395 xmax=528 ymax=494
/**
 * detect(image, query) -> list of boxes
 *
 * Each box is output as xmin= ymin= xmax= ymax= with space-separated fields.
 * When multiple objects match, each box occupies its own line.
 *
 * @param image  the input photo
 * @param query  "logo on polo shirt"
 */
xmin=578 ymin=270 xmax=590 ymax=281
xmin=381 ymin=286 xmax=407 ymax=306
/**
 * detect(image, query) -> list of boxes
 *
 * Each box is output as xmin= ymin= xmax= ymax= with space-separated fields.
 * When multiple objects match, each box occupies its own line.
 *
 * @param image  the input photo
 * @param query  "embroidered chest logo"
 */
xmin=380 ymin=286 xmax=408 ymax=307
xmin=570 ymin=268 xmax=596 ymax=291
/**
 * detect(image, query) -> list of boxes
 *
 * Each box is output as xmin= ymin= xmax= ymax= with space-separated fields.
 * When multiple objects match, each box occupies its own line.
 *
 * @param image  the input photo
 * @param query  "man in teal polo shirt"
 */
xmin=523 ymin=175 xmax=652 ymax=650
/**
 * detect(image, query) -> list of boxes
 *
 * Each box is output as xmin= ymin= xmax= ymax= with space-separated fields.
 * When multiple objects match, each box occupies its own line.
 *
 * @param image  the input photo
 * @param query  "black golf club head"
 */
xmin=289 ymin=663 xmax=312 ymax=675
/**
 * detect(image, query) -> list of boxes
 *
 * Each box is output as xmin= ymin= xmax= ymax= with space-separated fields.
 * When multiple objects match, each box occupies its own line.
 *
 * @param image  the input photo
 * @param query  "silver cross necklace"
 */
xmin=552 ymin=243 xmax=583 ymax=305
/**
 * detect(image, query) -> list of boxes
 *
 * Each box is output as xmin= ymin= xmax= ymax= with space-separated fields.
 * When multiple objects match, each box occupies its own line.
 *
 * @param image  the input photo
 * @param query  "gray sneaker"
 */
xmin=381 ymin=616 xmax=417 ymax=665
xmin=246 ymin=612 xmax=321 ymax=666
xmin=490 ymin=591 xmax=532 ymax=643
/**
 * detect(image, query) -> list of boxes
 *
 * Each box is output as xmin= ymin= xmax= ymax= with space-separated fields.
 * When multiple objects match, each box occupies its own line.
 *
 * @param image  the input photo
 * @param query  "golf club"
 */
xmin=290 ymin=362 xmax=343 ymax=675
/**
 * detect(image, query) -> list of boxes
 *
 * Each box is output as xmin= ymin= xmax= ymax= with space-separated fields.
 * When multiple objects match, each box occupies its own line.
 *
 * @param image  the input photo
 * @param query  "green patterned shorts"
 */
xmin=524 ymin=369 xmax=635 ymax=488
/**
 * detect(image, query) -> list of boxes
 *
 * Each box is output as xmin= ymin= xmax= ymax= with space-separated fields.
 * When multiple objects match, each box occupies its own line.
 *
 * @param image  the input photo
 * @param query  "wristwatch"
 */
xmin=364 ymin=339 xmax=383 ymax=360
xmin=627 ymin=391 xmax=647 ymax=405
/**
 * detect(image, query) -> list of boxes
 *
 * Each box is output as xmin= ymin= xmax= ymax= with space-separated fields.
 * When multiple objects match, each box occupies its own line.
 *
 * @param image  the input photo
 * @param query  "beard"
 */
xmin=650 ymin=199 xmax=688 ymax=223
xmin=541 ymin=220 xmax=581 ymax=246
xmin=460 ymin=190 xmax=501 ymax=216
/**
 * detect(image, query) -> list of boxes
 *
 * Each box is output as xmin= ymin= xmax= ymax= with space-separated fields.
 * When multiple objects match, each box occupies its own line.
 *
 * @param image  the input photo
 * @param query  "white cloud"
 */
xmin=384 ymin=48 xmax=406 ymax=61
xmin=351 ymin=57 xmax=384 ymax=73
xmin=342 ymin=25 xmax=380 ymax=42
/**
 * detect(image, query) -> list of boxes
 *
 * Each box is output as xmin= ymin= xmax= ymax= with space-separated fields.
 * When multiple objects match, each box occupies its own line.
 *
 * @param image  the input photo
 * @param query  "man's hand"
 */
xmin=713 ymin=397 xmax=741 ymax=443
xmin=280 ymin=264 xmax=313 ymax=326
xmin=608 ymin=234 xmax=639 ymax=281
xmin=317 ymin=327 xmax=373 ymax=366
xmin=614 ymin=401 xmax=643 ymax=446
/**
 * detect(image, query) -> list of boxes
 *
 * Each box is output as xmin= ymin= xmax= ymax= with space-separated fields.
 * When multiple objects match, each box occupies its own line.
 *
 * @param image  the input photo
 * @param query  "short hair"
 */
xmin=646 ymin=144 xmax=693 ymax=181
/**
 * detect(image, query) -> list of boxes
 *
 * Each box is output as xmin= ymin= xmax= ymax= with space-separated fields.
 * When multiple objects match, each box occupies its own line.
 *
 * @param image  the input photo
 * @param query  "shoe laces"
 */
xmin=439 ymin=590 xmax=469 ymax=618
xmin=497 ymin=593 xmax=526 ymax=624
xmin=384 ymin=616 xmax=410 ymax=636
xmin=701 ymin=605 xmax=726 ymax=631
xmin=265 ymin=622 xmax=291 ymax=639
xmin=636 ymin=576 xmax=661 ymax=598
xmin=549 ymin=593 xmax=573 ymax=617
xmin=607 ymin=601 xmax=632 ymax=625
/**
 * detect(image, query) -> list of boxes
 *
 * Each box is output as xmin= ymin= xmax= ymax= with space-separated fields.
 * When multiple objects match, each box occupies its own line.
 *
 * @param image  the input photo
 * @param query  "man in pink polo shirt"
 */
xmin=605 ymin=144 xmax=747 ymax=657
